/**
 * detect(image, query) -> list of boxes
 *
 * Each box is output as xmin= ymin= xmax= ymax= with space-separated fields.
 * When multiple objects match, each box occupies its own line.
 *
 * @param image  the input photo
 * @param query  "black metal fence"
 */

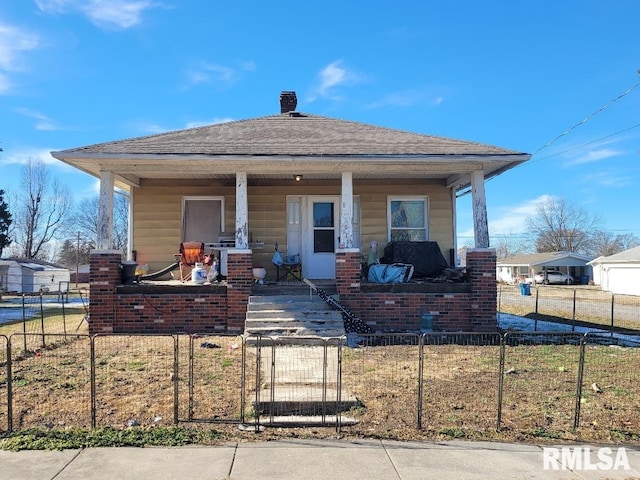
xmin=498 ymin=284 xmax=640 ymax=333
xmin=1 ymin=332 xmax=639 ymax=440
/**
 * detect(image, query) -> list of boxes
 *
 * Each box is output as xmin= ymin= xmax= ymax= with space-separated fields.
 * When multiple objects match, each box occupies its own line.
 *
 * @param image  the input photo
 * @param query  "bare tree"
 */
xmin=528 ymin=197 xmax=601 ymax=254
xmin=589 ymin=230 xmax=640 ymax=257
xmin=70 ymin=192 xmax=129 ymax=253
xmin=12 ymin=160 xmax=73 ymax=259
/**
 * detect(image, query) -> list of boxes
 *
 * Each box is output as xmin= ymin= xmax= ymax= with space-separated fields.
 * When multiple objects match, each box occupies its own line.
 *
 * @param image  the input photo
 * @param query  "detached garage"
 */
xmin=588 ymin=246 xmax=640 ymax=296
xmin=0 ymin=259 xmax=70 ymax=294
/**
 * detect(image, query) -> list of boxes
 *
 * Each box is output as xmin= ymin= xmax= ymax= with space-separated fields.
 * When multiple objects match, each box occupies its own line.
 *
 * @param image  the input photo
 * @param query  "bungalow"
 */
xmin=588 ymin=246 xmax=640 ymax=296
xmin=51 ymin=91 xmax=530 ymax=334
xmin=497 ymin=251 xmax=594 ymax=285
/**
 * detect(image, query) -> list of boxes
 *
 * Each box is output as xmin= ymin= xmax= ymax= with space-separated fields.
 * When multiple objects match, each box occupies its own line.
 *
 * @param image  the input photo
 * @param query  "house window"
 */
xmin=387 ymin=196 xmax=428 ymax=242
xmin=182 ymin=197 xmax=224 ymax=243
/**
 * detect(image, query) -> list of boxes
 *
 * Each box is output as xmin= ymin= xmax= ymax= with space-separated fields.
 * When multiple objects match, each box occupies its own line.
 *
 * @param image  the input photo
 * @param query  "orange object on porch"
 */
xmin=175 ymin=242 xmax=213 ymax=282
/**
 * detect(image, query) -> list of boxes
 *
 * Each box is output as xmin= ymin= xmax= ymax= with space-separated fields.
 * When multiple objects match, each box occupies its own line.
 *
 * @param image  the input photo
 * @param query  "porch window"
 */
xmin=388 ymin=197 xmax=428 ymax=242
xmin=182 ymin=197 xmax=224 ymax=243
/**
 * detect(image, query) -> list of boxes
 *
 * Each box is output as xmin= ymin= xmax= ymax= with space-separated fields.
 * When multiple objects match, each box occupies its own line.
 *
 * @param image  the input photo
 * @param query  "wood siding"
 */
xmin=132 ymin=180 xmax=453 ymax=276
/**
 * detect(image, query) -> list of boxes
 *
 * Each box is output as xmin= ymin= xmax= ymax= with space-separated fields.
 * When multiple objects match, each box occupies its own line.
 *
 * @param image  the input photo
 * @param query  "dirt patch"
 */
xmin=2 ymin=334 xmax=639 ymax=445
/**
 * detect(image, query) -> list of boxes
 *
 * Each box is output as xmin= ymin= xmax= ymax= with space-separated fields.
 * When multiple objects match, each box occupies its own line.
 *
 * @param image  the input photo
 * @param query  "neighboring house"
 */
xmin=0 ymin=259 xmax=70 ymax=294
xmin=70 ymin=264 xmax=90 ymax=284
xmin=497 ymin=251 xmax=594 ymax=285
xmin=51 ymin=91 xmax=530 ymax=334
xmin=588 ymin=246 xmax=640 ymax=296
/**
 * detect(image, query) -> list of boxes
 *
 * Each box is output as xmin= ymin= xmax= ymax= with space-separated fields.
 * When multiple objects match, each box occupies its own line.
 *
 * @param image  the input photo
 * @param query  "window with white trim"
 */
xmin=387 ymin=196 xmax=428 ymax=242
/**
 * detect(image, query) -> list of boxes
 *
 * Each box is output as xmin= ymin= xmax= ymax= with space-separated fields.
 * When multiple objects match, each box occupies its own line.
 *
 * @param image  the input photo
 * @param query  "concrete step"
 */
xmin=245 ymin=294 xmax=345 ymax=337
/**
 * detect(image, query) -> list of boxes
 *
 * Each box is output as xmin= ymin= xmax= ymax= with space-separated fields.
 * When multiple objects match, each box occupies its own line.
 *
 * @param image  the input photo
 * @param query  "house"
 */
xmin=496 ymin=251 xmax=594 ymax=285
xmin=51 ymin=91 xmax=530 ymax=334
xmin=588 ymin=246 xmax=640 ymax=296
xmin=0 ymin=259 xmax=70 ymax=294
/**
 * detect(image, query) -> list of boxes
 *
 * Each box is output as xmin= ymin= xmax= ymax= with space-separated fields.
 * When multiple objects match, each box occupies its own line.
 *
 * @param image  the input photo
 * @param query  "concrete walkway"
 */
xmin=1 ymin=439 xmax=639 ymax=480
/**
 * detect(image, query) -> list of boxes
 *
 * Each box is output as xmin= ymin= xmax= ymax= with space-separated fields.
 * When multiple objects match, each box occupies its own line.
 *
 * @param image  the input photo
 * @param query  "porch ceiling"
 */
xmin=54 ymin=154 xmax=527 ymax=191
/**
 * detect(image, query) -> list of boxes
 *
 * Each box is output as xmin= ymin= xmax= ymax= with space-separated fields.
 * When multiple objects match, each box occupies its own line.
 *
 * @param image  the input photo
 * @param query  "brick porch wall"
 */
xmin=335 ymin=248 xmax=497 ymax=332
xmin=88 ymin=250 xmax=254 ymax=335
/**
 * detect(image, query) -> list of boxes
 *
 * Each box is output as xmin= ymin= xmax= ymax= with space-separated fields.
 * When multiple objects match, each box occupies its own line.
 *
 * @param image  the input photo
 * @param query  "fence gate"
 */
xmin=243 ymin=335 xmax=345 ymax=429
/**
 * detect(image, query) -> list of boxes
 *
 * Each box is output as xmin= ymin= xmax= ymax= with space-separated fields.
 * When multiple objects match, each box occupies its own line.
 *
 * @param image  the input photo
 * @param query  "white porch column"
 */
xmin=235 ymin=172 xmax=248 ymax=249
xmin=471 ymin=169 xmax=490 ymax=248
xmin=340 ymin=171 xmax=354 ymax=248
xmin=97 ymin=171 xmax=115 ymax=250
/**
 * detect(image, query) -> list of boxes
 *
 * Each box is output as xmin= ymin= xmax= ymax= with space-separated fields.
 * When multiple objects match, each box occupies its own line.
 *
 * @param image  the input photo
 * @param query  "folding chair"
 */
xmin=75 ymin=288 xmax=90 ymax=331
xmin=174 ymin=241 xmax=213 ymax=282
xmin=272 ymin=244 xmax=302 ymax=282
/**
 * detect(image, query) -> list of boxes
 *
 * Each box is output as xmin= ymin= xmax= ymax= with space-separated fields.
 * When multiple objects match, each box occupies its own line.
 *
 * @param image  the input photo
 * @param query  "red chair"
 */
xmin=175 ymin=242 xmax=213 ymax=282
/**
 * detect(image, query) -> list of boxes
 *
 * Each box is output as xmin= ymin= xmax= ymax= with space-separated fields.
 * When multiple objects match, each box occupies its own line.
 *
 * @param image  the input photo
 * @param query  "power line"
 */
xmin=534 ymin=122 xmax=640 ymax=161
xmin=532 ymin=80 xmax=640 ymax=157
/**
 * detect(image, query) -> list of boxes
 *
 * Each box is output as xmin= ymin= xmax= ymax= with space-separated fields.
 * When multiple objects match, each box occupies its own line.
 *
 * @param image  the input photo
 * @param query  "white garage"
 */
xmin=588 ymin=246 xmax=640 ymax=296
xmin=0 ymin=259 xmax=70 ymax=294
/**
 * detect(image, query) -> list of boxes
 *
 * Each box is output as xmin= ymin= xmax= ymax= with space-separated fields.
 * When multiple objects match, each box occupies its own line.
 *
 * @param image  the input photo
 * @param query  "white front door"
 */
xmin=304 ymin=196 xmax=340 ymax=279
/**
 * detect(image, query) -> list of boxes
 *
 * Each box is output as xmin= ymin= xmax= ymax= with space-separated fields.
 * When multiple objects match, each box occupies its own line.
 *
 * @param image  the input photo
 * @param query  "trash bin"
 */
xmin=519 ymin=282 xmax=531 ymax=296
xmin=121 ymin=261 xmax=138 ymax=285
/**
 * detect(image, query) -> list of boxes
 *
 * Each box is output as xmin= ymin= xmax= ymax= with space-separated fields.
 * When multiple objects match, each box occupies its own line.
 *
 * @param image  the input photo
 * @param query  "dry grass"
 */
xmin=2 ymin=333 xmax=639 ymax=446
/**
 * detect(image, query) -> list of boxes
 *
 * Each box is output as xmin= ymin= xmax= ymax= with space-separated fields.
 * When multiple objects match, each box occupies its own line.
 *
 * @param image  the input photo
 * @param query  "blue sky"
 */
xmin=1 ymin=0 xmax=639 ymax=248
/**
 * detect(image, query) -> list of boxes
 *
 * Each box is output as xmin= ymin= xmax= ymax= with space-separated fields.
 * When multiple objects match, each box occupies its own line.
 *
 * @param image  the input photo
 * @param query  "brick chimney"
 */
xmin=280 ymin=91 xmax=297 ymax=113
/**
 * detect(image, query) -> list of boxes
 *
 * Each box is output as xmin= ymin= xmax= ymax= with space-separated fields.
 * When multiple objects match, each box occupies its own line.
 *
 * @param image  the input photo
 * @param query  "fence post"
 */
xmin=188 ymin=335 xmax=195 ymax=421
xmin=572 ymin=289 xmax=577 ymax=332
xmin=90 ymin=336 xmax=96 ymax=429
xmin=336 ymin=338 xmax=343 ymax=433
xmin=417 ymin=334 xmax=424 ymax=430
xmin=496 ymin=333 xmax=506 ymax=431
xmin=6 ymin=338 xmax=13 ymax=433
xmin=21 ymin=295 xmax=27 ymax=352
xmin=610 ymin=294 xmax=615 ymax=337
xmin=534 ymin=286 xmax=540 ymax=315
xmin=173 ymin=335 xmax=179 ymax=425
xmin=573 ymin=334 xmax=587 ymax=430
xmin=39 ymin=293 xmax=45 ymax=348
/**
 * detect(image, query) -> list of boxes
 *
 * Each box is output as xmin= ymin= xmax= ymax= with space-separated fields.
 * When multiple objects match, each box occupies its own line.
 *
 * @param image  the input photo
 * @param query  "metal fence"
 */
xmin=1 ymin=331 xmax=639 ymax=441
xmin=498 ymin=285 xmax=640 ymax=333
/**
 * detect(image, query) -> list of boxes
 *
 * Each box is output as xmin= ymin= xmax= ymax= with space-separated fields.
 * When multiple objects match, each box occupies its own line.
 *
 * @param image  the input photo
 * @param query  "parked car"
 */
xmin=534 ymin=271 xmax=573 ymax=285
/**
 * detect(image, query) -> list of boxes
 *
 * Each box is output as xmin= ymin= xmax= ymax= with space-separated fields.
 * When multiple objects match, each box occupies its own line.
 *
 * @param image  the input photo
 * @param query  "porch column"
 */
xmin=471 ymin=169 xmax=490 ymax=248
xmin=340 ymin=171 xmax=354 ymax=248
xmin=97 ymin=171 xmax=115 ymax=250
xmin=235 ymin=172 xmax=248 ymax=249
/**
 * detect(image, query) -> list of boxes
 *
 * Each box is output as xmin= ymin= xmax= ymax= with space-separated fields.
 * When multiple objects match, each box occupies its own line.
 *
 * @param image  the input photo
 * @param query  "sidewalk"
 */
xmin=1 ymin=439 xmax=639 ymax=480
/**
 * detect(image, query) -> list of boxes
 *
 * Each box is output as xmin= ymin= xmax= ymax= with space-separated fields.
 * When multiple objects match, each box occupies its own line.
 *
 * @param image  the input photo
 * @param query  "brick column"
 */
xmin=335 ymin=248 xmax=361 ymax=308
xmin=225 ymin=249 xmax=253 ymax=333
xmin=467 ymin=248 xmax=497 ymax=332
xmin=89 ymin=250 xmax=121 ymax=334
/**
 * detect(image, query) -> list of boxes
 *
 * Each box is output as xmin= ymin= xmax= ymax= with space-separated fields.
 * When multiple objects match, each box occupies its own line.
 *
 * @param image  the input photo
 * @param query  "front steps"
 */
xmin=245 ymin=294 xmax=346 ymax=337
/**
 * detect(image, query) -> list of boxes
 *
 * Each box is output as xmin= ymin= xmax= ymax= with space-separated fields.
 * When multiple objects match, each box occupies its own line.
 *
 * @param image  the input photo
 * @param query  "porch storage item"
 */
xmin=174 ymin=242 xmax=212 ymax=282
xmin=381 ymin=241 xmax=448 ymax=278
xmin=121 ymin=261 xmax=138 ymax=285
xmin=368 ymin=263 xmax=414 ymax=284
xmin=272 ymin=244 xmax=302 ymax=282
xmin=192 ymin=262 xmax=207 ymax=284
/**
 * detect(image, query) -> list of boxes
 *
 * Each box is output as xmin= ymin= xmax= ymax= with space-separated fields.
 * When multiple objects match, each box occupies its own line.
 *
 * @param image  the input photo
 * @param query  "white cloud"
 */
xmin=15 ymin=107 xmax=60 ymax=131
xmin=581 ymin=170 xmax=635 ymax=188
xmin=489 ymin=194 xmax=554 ymax=235
xmin=308 ymin=60 xmax=361 ymax=102
xmin=185 ymin=118 xmax=233 ymax=129
xmin=564 ymin=148 xmax=622 ymax=166
xmin=2 ymin=147 xmax=64 ymax=167
xmin=36 ymin=0 xmax=158 ymax=29
xmin=184 ymin=60 xmax=254 ymax=89
xmin=0 ymin=22 xmax=39 ymax=93
xmin=366 ymin=87 xmax=444 ymax=109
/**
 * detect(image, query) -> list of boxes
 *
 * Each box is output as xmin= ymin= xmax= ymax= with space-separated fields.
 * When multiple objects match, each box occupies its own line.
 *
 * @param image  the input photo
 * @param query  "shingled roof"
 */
xmin=54 ymin=113 xmax=523 ymax=157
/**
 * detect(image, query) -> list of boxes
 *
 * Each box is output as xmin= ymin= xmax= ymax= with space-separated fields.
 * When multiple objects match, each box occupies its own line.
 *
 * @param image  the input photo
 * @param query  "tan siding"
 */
xmin=132 ymin=181 xmax=454 ymax=273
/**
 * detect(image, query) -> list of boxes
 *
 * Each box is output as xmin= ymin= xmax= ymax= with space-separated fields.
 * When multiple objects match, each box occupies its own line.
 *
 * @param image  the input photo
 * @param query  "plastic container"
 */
xmin=519 ymin=282 xmax=531 ymax=296
xmin=192 ymin=262 xmax=207 ymax=284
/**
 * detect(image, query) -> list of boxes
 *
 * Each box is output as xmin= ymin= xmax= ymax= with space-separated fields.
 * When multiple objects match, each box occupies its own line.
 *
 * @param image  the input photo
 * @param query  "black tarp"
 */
xmin=381 ymin=241 xmax=448 ymax=278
